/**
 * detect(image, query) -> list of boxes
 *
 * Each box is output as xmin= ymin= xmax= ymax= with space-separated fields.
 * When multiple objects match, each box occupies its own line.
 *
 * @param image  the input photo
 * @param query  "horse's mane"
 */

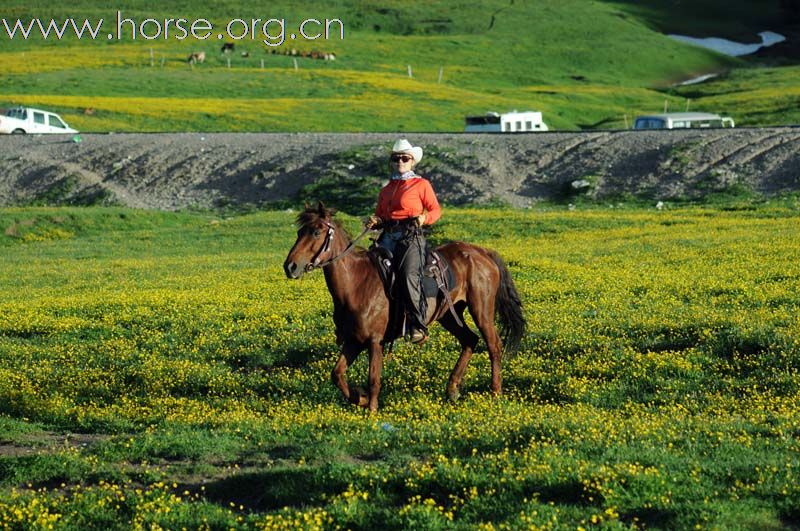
xmin=295 ymin=203 xmax=352 ymax=240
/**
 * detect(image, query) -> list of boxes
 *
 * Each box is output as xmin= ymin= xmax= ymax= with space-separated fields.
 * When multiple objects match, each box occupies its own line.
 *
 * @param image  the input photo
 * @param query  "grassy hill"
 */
xmin=0 ymin=0 xmax=795 ymax=132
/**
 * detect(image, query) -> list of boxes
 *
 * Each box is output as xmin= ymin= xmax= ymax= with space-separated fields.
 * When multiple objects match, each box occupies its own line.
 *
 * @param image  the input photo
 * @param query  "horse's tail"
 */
xmin=490 ymin=251 xmax=526 ymax=356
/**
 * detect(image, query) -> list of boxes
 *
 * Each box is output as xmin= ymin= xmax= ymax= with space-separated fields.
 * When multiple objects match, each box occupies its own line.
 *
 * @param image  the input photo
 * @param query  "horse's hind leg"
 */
xmin=439 ymin=306 xmax=479 ymax=402
xmin=468 ymin=298 xmax=503 ymax=396
xmin=366 ymin=339 xmax=384 ymax=412
xmin=331 ymin=341 xmax=368 ymax=407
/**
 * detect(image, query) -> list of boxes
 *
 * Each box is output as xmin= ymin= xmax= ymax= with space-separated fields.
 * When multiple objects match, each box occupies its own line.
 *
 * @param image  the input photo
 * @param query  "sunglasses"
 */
xmin=390 ymin=154 xmax=414 ymax=163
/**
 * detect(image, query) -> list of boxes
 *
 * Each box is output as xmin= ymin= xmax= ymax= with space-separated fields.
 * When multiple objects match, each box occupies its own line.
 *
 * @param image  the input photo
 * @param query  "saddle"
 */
xmin=368 ymin=246 xmax=458 ymax=344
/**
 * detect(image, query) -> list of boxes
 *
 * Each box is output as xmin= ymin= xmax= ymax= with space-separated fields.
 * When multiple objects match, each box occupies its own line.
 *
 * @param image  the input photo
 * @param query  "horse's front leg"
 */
xmin=331 ymin=341 xmax=368 ymax=407
xmin=367 ymin=340 xmax=384 ymax=412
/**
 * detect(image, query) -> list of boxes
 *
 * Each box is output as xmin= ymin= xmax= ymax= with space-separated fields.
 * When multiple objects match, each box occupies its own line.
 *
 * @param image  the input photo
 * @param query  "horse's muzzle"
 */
xmin=283 ymin=259 xmax=303 ymax=279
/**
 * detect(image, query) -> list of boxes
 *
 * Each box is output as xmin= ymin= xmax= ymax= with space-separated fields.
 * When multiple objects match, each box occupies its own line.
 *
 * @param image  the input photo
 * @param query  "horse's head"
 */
xmin=284 ymin=201 xmax=337 ymax=279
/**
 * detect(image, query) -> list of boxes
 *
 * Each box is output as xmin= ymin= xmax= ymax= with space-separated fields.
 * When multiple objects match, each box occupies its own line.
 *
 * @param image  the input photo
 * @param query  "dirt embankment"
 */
xmin=1 ymin=128 xmax=799 ymax=210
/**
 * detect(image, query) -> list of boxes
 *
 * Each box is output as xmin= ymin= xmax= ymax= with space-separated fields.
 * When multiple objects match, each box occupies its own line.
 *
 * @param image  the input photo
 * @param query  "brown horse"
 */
xmin=283 ymin=203 xmax=526 ymax=412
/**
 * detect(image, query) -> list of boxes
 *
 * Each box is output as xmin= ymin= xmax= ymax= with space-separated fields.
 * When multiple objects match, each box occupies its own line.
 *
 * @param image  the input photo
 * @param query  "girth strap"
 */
xmin=430 ymin=251 xmax=463 ymax=328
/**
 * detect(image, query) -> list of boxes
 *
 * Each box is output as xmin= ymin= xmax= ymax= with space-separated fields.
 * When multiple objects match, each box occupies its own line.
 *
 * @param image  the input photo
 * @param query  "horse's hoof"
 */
xmin=348 ymin=386 xmax=370 ymax=408
xmin=348 ymin=385 xmax=363 ymax=402
xmin=446 ymin=386 xmax=460 ymax=402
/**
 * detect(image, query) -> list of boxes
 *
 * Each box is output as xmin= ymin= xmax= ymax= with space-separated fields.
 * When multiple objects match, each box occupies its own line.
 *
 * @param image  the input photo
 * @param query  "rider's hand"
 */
xmin=365 ymin=215 xmax=382 ymax=230
xmin=415 ymin=213 xmax=427 ymax=227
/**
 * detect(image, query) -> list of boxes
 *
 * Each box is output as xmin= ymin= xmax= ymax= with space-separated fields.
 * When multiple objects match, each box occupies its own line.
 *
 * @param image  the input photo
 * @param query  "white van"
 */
xmin=465 ymin=111 xmax=549 ymax=133
xmin=0 ymin=106 xmax=78 ymax=134
xmin=634 ymin=112 xmax=734 ymax=130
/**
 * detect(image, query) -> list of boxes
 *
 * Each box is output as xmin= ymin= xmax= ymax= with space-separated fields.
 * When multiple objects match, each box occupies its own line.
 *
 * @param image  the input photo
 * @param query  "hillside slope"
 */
xmin=2 ymin=0 xmax=791 ymax=132
xmin=1 ymin=129 xmax=798 ymax=213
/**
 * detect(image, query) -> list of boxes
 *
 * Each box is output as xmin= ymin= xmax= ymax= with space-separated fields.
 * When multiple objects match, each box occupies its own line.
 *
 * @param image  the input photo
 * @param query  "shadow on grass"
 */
xmin=457 ymin=478 xmax=597 ymax=524
xmin=629 ymin=323 xmax=704 ymax=353
xmin=192 ymin=465 xmax=350 ymax=511
xmin=534 ymin=479 xmax=589 ymax=506
xmin=227 ymin=346 xmax=328 ymax=372
xmin=501 ymin=374 xmax=577 ymax=405
xmin=629 ymin=323 xmax=774 ymax=359
xmin=620 ymin=507 xmax=678 ymax=528
xmin=780 ymin=509 xmax=800 ymax=529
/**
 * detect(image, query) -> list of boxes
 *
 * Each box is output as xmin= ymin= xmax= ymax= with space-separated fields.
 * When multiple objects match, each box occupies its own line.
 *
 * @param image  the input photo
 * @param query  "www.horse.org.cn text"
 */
xmin=1 ymin=11 xmax=345 ymax=46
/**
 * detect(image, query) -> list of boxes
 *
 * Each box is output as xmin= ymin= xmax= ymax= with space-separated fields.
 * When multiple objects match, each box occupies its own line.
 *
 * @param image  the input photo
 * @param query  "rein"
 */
xmin=305 ymin=221 xmax=371 ymax=272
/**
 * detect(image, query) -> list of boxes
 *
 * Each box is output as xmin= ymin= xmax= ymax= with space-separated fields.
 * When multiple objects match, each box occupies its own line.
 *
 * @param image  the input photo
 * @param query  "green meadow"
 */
xmin=1 ymin=202 xmax=799 ymax=528
xmin=0 ymin=0 xmax=796 ymax=132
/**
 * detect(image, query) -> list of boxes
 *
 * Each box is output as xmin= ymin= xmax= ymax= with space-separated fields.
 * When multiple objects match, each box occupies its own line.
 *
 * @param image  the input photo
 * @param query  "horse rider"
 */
xmin=365 ymin=139 xmax=442 ymax=344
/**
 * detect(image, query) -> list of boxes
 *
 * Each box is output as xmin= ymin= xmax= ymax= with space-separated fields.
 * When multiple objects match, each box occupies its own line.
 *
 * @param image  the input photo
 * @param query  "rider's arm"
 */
xmin=375 ymin=185 xmax=391 ymax=220
xmin=418 ymin=180 xmax=441 ymax=225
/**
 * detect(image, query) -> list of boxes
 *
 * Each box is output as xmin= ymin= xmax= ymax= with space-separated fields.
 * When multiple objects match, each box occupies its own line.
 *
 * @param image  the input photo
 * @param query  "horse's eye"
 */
xmin=313 ymin=229 xmax=321 ymax=238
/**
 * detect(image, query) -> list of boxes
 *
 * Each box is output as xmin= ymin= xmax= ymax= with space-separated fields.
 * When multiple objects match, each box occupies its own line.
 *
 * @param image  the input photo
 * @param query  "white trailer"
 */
xmin=634 ymin=112 xmax=734 ymax=130
xmin=465 ymin=110 xmax=549 ymax=133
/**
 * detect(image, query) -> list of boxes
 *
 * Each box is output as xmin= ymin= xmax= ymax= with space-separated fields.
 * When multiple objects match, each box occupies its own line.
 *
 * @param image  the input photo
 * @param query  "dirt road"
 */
xmin=1 ymin=128 xmax=798 ymax=210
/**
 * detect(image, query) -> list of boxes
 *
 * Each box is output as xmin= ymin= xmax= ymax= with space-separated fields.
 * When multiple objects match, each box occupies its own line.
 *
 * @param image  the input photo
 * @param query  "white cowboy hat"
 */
xmin=391 ymin=138 xmax=423 ymax=163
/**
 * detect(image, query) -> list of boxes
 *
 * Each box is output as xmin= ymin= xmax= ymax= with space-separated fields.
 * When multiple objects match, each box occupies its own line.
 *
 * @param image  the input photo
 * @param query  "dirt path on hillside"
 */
xmin=1 ymin=128 xmax=799 ymax=210
xmin=0 ymin=431 xmax=108 ymax=458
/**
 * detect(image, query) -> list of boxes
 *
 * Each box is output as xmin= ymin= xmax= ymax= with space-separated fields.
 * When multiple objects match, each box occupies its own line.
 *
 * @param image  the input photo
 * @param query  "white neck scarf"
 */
xmin=391 ymin=170 xmax=417 ymax=181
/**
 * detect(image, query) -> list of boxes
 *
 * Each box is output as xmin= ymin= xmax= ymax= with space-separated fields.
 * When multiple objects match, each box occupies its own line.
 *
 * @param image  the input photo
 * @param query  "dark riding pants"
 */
xmin=377 ymin=228 xmax=427 ymax=331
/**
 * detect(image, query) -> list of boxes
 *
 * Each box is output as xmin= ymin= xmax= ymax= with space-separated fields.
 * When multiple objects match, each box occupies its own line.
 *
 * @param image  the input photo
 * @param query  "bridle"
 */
xmin=304 ymin=220 xmax=371 ymax=272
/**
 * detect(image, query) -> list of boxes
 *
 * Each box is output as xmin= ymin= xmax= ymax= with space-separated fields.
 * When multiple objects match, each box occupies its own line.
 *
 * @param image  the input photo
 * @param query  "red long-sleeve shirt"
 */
xmin=375 ymin=177 xmax=441 ymax=225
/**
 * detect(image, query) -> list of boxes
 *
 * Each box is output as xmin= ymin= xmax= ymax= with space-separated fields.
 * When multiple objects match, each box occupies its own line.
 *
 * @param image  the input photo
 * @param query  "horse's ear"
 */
xmin=317 ymin=200 xmax=335 ymax=218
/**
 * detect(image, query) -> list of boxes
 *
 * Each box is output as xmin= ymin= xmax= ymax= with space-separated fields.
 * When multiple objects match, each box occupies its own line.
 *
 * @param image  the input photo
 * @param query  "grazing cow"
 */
xmin=241 ymin=51 xmax=250 ymax=58
xmin=267 ymin=48 xmax=336 ymax=60
xmin=83 ymin=107 xmax=96 ymax=115
xmin=188 ymin=51 xmax=206 ymax=64
xmin=221 ymin=42 xmax=235 ymax=54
